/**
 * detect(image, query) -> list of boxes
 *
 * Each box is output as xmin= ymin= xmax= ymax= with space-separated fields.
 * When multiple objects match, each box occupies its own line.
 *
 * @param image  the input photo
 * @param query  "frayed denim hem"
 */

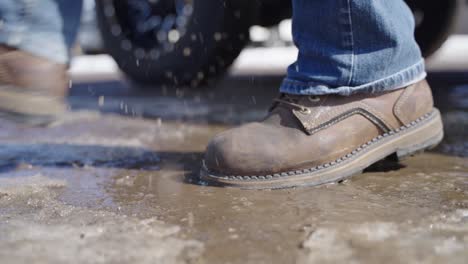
xmin=280 ymin=60 xmax=426 ymax=96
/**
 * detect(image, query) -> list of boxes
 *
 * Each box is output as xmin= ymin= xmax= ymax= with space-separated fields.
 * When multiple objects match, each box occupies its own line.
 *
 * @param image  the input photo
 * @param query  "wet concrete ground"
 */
xmin=1 ymin=51 xmax=468 ymax=263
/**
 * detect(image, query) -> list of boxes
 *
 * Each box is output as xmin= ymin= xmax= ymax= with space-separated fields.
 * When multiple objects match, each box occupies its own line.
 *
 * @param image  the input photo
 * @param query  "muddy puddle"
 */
xmin=0 ymin=75 xmax=467 ymax=263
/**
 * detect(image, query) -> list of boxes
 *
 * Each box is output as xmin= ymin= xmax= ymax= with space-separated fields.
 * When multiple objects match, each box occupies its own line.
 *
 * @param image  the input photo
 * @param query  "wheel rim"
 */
xmin=103 ymin=0 xmax=194 ymax=53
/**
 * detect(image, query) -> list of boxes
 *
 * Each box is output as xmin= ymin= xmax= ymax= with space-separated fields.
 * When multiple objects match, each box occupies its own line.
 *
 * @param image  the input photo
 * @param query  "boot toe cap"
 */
xmin=204 ymin=123 xmax=291 ymax=176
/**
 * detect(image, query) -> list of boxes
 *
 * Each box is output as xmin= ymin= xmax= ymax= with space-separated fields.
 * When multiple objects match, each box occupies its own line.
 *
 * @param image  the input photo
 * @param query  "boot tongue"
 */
xmin=263 ymin=94 xmax=305 ymax=129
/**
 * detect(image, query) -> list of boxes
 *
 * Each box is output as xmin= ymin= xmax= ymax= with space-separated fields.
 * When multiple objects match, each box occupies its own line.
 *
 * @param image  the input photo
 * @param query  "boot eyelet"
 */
xmin=308 ymin=96 xmax=320 ymax=103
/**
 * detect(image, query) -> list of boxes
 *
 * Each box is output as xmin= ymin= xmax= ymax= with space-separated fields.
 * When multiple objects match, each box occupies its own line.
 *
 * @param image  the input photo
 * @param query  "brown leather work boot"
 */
xmin=202 ymin=80 xmax=444 ymax=189
xmin=0 ymin=45 xmax=68 ymax=125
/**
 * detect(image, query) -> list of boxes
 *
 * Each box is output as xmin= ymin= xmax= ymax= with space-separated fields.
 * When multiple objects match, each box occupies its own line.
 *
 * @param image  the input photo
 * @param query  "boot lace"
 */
xmin=272 ymin=94 xmax=321 ymax=114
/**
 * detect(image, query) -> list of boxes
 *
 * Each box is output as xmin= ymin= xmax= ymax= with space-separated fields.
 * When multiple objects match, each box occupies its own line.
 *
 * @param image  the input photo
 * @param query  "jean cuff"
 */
xmin=280 ymin=60 xmax=427 ymax=96
xmin=0 ymin=25 xmax=69 ymax=64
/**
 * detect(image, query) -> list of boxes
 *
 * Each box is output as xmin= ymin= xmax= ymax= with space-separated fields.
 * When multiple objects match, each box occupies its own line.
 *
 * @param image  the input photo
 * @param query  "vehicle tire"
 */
xmin=406 ymin=0 xmax=462 ymax=57
xmin=95 ymin=0 xmax=255 ymax=86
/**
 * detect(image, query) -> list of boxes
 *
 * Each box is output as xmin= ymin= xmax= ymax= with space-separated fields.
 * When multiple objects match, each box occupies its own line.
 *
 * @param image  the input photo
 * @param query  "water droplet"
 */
xmin=98 ymin=96 xmax=105 ymax=106
xmin=111 ymin=25 xmax=121 ymax=36
xmin=197 ymin=72 xmax=204 ymax=80
xmin=150 ymin=49 xmax=160 ymax=59
xmin=183 ymin=48 xmax=191 ymax=56
xmin=214 ymin=32 xmax=222 ymax=41
xmin=135 ymin=48 xmax=146 ymax=59
xmin=104 ymin=5 xmax=115 ymax=17
xmin=121 ymin=39 xmax=132 ymax=51
xmin=168 ymin=30 xmax=180 ymax=43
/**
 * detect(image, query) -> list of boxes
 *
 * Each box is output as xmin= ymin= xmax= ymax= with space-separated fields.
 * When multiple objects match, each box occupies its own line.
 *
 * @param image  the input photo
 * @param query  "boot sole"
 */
xmin=0 ymin=110 xmax=57 ymax=126
xmin=200 ymin=108 xmax=444 ymax=190
xmin=0 ymin=85 xmax=66 ymax=125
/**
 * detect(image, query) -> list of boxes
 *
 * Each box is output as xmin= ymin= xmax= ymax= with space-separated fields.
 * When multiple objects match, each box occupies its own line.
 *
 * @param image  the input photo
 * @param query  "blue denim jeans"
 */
xmin=281 ymin=0 xmax=426 ymax=96
xmin=0 ymin=0 xmax=425 ymax=95
xmin=0 ymin=0 xmax=82 ymax=64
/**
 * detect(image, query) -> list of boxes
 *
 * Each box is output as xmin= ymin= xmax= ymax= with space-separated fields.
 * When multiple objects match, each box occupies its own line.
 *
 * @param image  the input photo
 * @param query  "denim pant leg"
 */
xmin=0 ymin=0 xmax=82 ymax=64
xmin=281 ymin=0 xmax=426 ymax=96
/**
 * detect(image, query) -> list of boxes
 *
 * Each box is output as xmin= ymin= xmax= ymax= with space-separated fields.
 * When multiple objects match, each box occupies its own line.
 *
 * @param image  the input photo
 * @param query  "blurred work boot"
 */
xmin=202 ymin=80 xmax=444 ymax=189
xmin=0 ymin=45 xmax=68 ymax=125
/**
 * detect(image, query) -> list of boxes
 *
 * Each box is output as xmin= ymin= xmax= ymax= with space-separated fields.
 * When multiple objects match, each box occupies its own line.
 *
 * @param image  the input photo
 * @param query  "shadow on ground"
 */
xmin=0 ymin=143 xmax=205 ymax=173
